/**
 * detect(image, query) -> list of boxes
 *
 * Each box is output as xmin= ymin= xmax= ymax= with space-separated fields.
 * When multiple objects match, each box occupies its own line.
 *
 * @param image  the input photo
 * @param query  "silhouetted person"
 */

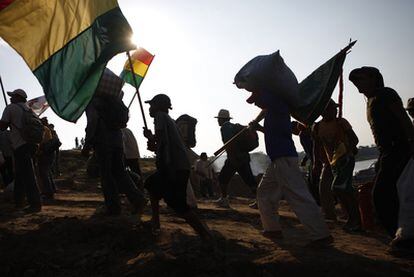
xmin=313 ymin=100 xmax=362 ymax=231
xmin=0 ymin=89 xmax=41 ymax=212
xmin=214 ymin=109 xmax=257 ymax=208
xmin=349 ymin=67 xmax=414 ymax=247
xmin=49 ymin=124 xmax=61 ymax=176
xmin=247 ymin=89 xmax=332 ymax=246
xmin=83 ymin=93 xmax=145 ymax=216
xmin=143 ymin=94 xmax=212 ymax=241
xmin=36 ymin=117 xmax=56 ymax=200
xmin=195 ymin=152 xmax=215 ymax=198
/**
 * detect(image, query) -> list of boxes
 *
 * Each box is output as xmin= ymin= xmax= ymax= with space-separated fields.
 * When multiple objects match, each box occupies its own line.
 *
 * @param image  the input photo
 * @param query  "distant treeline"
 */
xmin=297 ymin=145 xmax=379 ymax=162
xmin=354 ymin=145 xmax=379 ymax=161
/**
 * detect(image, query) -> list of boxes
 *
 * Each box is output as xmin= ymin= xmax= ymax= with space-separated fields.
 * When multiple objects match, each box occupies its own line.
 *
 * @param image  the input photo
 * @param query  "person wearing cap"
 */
xmin=312 ymin=100 xmax=362 ymax=232
xmin=214 ymin=109 xmax=257 ymax=208
xmin=246 ymin=89 xmax=332 ymax=246
xmin=406 ymin=98 xmax=414 ymax=125
xmin=143 ymin=94 xmax=212 ymax=240
xmin=349 ymin=67 xmax=414 ymax=248
xmin=82 ymin=92 xmax=146 ymax=216
xmin=0 ymin=89 xmax=42 ymax=212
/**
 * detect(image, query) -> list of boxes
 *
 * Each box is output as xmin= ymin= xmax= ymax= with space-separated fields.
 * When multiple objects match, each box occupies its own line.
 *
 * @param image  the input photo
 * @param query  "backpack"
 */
xmin=97 ymin=95 xmax=129 ymax=130
xmin=42 ymin=133 xmax=62 ymax=154
xmin=176 ymin=114 xmax=198 ymax=148
xmin=15 ymin=104 xmax=44 ymax=144
xmin=234 ymin=123 xmax=259 ymax=153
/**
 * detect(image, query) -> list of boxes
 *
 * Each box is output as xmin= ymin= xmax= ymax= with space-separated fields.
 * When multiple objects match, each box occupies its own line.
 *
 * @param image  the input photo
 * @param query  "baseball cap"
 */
xmin=144 ymin=94 xmax=172 ymax=109
xmin=7 ymin=89 xmax=27 ymax=99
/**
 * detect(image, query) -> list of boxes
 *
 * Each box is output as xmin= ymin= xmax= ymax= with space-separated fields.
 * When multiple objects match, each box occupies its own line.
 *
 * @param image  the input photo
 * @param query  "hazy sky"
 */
xmin=1 ymin=0 xmax=413 ymax=157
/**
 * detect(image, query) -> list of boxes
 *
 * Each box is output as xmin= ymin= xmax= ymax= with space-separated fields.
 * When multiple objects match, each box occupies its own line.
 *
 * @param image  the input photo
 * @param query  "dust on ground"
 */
xmin=0 ymin=150 xmax=413 ymax=277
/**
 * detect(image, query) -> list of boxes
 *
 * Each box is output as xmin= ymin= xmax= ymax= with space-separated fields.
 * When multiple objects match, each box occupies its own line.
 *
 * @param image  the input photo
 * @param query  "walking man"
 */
xmin=0 ymin=89 xmax=42 ymax=212
xmin=215 ymin=109 xmax=257 ymax=208
xmin=143 ymin=94 xmax=212 ymax=240
xmin=349 ymin=67 xmax=414 ymax=251
xmin=246 ymin=90 xmax=332 ymax=246
xmin=313 ymin=100 xmax=362 ymax=231
xmin=83 ymin=92 xmax=146 ymax=216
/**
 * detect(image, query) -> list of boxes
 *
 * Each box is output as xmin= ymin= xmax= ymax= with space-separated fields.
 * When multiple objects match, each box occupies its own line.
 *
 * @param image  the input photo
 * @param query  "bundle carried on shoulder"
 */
xmin=234 ymin=41 xmax=356 ymax=125
xmin=176 ymin=114 xmax=198 ymax=148
xmin=234 ymin=50 xmax=300 ymax=108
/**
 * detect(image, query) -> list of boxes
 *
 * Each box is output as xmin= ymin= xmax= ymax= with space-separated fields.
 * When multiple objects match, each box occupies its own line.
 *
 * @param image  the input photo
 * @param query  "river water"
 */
xmin=211 ymin=154 xmax=377 ymax=176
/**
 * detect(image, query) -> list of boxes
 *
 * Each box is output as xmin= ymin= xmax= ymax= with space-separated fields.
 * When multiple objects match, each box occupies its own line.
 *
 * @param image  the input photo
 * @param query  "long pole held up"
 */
xmin=128 ymin=92 xmax=137 ymax=109
xmin=126 ymin=51 xmax=148 ymax=130
xmin=0 ymin=76 xmax=8 ymax=106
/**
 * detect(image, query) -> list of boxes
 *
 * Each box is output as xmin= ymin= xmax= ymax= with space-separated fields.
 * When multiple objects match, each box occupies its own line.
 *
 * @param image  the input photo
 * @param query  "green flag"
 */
xmin=292 ymin=41 xmax=356 ymax=124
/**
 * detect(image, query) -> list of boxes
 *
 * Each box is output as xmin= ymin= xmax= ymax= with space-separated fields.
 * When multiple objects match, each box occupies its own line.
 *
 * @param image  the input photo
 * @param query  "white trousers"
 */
xmin=258 ymin=157 xmax=330 ymax=240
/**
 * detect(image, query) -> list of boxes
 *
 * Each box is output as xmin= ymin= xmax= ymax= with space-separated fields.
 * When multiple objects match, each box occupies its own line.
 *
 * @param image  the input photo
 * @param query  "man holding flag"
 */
xmin=83 ymin=70 xmax=146 ymax=216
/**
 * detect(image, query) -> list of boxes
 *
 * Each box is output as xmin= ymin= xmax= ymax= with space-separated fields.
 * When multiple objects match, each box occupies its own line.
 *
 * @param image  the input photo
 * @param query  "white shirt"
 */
xmin=1 ymin=102 xmax=29 ymax=149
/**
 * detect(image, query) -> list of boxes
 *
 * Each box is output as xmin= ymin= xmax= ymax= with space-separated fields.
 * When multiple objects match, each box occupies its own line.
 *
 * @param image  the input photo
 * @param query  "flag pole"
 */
xmin=126 ymin=51 xmax=148 ymax=129
xmin=128 ymin=92 xmax=137 ymax=109
xmin=0 ymin=75 xmax=8 ymax=106
xmin=38 ymin=107 xmax=49 ymax=117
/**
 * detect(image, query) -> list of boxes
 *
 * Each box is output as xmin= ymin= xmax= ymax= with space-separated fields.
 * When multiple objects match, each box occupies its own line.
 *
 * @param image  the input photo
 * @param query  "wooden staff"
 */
xmin=209 ymin=110 xmax=266 ymax=167
xmin=213 ymin=126 xmax=249 ymax=156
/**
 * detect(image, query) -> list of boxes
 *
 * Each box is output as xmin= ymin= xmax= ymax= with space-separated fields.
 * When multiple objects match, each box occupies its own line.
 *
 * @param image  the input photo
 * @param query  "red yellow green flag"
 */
xmin=120 ymin=48 xmax=154 ymax=89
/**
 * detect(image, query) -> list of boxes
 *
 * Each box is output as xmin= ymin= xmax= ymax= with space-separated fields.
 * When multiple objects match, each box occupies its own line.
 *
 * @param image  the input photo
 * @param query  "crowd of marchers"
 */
xmin=1 ymin=66 xmax=414 ymax=255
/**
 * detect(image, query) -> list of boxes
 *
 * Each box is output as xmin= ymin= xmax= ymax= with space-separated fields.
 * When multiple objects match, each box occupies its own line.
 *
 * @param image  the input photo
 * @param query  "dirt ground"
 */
xmin=0 ymin=150 xmax=413 ymax=277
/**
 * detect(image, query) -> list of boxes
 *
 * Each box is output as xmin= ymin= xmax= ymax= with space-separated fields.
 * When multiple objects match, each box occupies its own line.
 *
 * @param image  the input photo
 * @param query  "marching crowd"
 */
xmin=0 ymin=66 xmax=413 ymax=255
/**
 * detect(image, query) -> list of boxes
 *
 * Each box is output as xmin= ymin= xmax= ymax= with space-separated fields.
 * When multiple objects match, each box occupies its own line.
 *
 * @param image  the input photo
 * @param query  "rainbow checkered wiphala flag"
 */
xmin=120 ymin=48 xmax=154 ymax=89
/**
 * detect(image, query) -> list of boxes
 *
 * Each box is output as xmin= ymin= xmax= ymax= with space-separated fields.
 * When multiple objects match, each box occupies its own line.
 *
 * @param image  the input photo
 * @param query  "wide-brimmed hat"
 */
xmin=214 ymin=109 xmax=232 ymax=119
xmin=144 ymin=94 xmax=172 ymax=109
xmin=406 ymin=98 xmax=414 ymax=110
xmin=7 ymin=89 xmax=27 ymax=99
